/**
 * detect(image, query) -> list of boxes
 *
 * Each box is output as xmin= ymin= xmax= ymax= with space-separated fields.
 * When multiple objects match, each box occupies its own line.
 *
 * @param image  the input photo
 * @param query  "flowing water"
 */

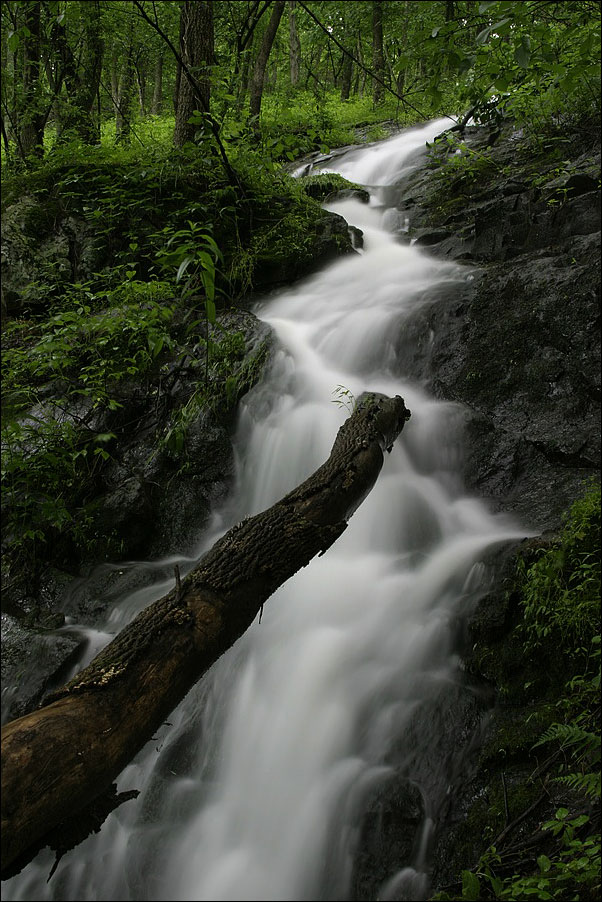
xmin=4 ymin=120 xmax=529 ymax=902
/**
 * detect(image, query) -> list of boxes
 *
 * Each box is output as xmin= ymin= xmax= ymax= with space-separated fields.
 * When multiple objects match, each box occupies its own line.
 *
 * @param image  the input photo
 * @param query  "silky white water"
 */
xmin=4 ymin=119 xmax=528 ymax=902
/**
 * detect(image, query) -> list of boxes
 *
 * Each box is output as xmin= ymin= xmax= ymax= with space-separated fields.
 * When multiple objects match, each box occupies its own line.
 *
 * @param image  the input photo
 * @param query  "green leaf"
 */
xmin=489 ymin=875 xmax=503 ymax=895
xmin=176 ymin=257 xmax=194 ymax=282
xmin=202 ymin=268 xmax=215 ymax=303
xmin=514 ymin=36 xmax=531 ymax=69
xmin=461 ymin=870 xmax=481 ymax=900
xmin=537 ymin=854 xmax=552 ymax=873
xmin=151 ymin=335 xmax=164 ymax=357
xmin=476 ymin=25 xmax=493 ymax=45
xmin=205 ymin=298 xmax=216 ymax=324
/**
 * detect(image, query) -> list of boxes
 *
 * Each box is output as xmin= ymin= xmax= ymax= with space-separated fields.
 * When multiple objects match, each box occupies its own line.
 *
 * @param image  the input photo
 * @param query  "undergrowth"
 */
xmin=432 ymin=482 xmax=601 ymax=902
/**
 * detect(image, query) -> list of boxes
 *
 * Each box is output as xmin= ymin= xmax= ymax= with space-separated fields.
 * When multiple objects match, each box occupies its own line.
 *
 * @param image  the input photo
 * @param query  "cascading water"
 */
xmin=3 ymin=119 xmax=529 ymax=902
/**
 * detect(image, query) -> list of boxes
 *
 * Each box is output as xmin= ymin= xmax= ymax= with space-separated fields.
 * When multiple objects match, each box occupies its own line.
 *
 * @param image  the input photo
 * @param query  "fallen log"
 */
xmin=1 ymin=392 xmax=410 ymax=879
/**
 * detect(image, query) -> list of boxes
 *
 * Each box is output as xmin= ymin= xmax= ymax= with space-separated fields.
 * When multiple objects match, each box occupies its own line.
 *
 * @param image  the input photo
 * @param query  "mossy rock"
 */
xmin=301 ymin=171 xmax=370 ymax=203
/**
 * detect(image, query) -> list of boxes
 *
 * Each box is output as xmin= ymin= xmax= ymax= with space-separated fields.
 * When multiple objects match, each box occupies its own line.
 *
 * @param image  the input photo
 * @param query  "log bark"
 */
xmin=1 ymin=393 xmax=410 ymax=879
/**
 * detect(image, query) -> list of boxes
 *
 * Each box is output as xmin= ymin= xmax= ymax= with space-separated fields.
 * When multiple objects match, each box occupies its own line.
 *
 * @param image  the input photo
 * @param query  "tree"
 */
xmin=54 ymin=0 xmax=103 ymax=144
xmin=249 ymin=0 xmax=286 ymax=129
xmin=115 ymin=13 xmax=135 ymax=143
xmin=174 ymin=0 xmax=214 ymax=147
xmin=151 ymin=50 xmax=164 ymax=113
xmin=288 ymin=0 xmax=301 ymax=86
xmin=372 ymin=0 xmax=385 ymax=104
xmin=1 ymin=394 xmax=411 ymax=878
xmin=15 ymin=0 xmax=45 ymax=158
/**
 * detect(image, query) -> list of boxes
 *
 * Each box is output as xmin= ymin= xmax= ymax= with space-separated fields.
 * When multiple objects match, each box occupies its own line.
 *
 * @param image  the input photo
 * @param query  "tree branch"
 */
xmin=1 ymin=392 xmax=411 ymax=879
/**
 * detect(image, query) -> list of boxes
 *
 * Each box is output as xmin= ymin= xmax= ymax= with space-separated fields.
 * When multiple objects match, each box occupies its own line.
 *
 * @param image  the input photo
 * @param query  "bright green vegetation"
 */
xmin=433 ymin=483 xmax=601 ymax=902
xmin=2 ymin=2 xmax=600 ymax=168
xmin=0 ymin=97 xmax=366 ymax=589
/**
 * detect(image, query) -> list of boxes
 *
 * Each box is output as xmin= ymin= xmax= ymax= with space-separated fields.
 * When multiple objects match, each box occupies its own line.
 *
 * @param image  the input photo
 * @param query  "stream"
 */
xmin=3 ymin=119 xmax=529 ymax=902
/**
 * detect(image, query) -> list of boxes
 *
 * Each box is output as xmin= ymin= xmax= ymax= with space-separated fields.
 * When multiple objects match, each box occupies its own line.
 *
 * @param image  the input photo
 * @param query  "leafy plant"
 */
xmin=331 ymin=384 xmax=356 ymax=414
xmin=432 ymin=484 xmax=601 ymax=902
xmin=517 ymin=483 xmax=600 ymax=659
xmin=154 ymin=219 xmax=224 ymax=377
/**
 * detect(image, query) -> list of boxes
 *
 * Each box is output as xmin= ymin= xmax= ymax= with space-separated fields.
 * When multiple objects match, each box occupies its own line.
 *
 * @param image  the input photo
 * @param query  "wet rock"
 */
xmin=411 ymin=228 xmax=453 ymax=247
xmin=252 ymin=209 xmax=358 ymax=290
xmin=391 ymin=123 xmax=600 ymax=531
xmin=353 ymin=777 xmax=425 ymax=902
xmin=1 ymin=613 xmax=80 ymax=723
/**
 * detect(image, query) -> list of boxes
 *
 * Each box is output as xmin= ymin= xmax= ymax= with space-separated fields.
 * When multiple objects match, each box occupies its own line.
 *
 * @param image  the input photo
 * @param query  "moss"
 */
xmin=301 ymin=171 xmax=368 ymax=202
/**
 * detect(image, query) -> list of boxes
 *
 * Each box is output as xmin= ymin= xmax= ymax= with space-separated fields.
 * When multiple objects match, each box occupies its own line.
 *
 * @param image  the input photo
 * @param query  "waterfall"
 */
xmin=3 ymin=119 xmax=528 ymax=902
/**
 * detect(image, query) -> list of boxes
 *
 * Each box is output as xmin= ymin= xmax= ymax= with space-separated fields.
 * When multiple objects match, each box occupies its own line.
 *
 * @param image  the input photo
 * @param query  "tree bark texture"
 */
xmin=115 ymin=19 xmax=135 ymax=144
xmin=1 ymin=394 xmax=411 ymax=879
xmin=174 ymin=0 xmax=214 ymax=147
xmin=151 ymin=52 xmax=164 ymax=114
xmin=58 ymin=0 xmax=103 ymax=144
xmin=372 ymin=0 xmax=385 ymax=104
xmin=288 ymin=0 xmax=301 ymax=86
xmin=249 ymin=0 xmax=285 ymax=127
xmin=340 ymin=46 xmax=353 ymax=101
xmin=19 ymin=1 xmax=44 ymax=157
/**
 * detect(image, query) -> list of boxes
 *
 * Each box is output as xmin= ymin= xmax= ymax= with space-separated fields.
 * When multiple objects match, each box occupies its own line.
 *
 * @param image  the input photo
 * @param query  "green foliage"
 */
xmin=517 ymin=482 xmax=601 ymax=659
xmin=301 ymin=171 xmax=366 ymax=201
xmin=435 ymin=815 xmax=601 ymax=900
xmin=429 ymin=1 xmax=601 ymax=141
xmin=429 ymin=132 xmax=501 ymax=196
xmin=154 ymin=220 xmax=223 ymax=328
xmin=1 ymin=279 xmax=176 ymax=582
xmin=160 ymin=329 xmax=253 ymax=458
xmin=331 ymin=385 xmax=356 ymax=414
xmin=2 ymin=281 xmax=175 ymax=413
xmin=432 ymin=484 xmax=601 ymax=902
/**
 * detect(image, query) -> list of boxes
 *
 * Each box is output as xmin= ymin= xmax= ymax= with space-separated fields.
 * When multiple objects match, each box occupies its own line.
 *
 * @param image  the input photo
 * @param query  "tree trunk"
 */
xmin=151 ymin=52 xmax=164 ymax=114
xmin=1 ymin=394 xmax=410 ymax=879
xmin=174 ymin=0 xmax=214 ymax=147
xmin=395 ymin=0 xmax=409 ymax=98
xmin=19 ymin=0 xmax=44 ymax=158
xmin=372 ymin=0 xmax=385 ymax=105
xmin=58 ymin=0 xmax=103 ymax=144
xmin=355 ymin=30 xmax=364 ymax=96
xmin=288 ymin=0 xmax=300 ymax=87
xmin=110 ymin=48 xmax=119 ymax=116
xmin=340 ymin=47 xmax=353 ymax=101
xmin=249 ymin=0 xmax=285 ymax=130
xmin=135 ymin=58 xmax=146 ymax=115
xmin=115 ymin=20 xmax=134 ymax=144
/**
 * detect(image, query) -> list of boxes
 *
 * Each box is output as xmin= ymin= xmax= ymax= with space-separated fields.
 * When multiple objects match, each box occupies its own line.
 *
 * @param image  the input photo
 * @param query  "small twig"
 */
xmin=493 ymin=789 xmax=549 ymax=849
xmin=501 ymin=770 xmax=510 ymax=826
xmin=529 ymin=746 xmax=564 ymax=782
xmin=174 ymin=564 xmax=182 ymax=601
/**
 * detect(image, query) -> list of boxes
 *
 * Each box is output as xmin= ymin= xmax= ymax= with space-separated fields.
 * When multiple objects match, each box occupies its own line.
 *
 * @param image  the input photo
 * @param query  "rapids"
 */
xmin=3 ymin=118 xmax=529 ymax=902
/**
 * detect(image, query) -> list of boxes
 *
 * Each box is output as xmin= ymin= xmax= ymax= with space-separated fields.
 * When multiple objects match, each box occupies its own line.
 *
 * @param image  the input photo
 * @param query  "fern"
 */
xmin=534 ymin=721 xmax=601 ymax=756
xmin=554 ymin=771 xmax=601 ymax=800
